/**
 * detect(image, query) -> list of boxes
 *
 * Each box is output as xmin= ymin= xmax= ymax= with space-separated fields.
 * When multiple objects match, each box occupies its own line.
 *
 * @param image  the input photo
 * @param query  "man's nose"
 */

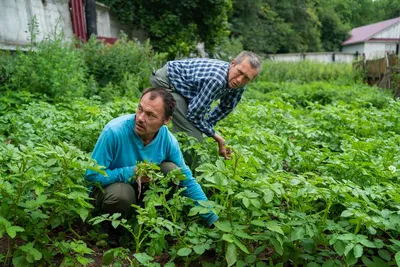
xmin=137 ymin=112 xmax=145 ymax=122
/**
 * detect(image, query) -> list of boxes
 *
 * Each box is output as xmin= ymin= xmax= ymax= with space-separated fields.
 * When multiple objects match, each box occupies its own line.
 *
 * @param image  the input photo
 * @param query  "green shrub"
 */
xmin=0 ymin=51 xmax=16 ymax=88
xmin=7 ymin=39 xmax=87 ymax=99
xmin=81 ymin=35 xmax=167 ymax=99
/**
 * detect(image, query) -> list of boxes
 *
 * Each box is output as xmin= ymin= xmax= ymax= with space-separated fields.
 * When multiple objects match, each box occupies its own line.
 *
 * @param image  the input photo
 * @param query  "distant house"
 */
xmin=342 ymin=17 xmax=400 ymax=59
xmin=0 ymin=0 xmax=147 ymax=50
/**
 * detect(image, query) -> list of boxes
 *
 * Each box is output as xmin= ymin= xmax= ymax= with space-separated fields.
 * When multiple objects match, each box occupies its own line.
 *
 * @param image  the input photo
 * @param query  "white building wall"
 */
xmin=0 ymin=0 xmax=73 ymax=50
xmin=96 ymin=2 xmax=112 ymax=37
xmin=341 ymin=43 xmax=365 ymax=55
xmin=0 ymin=0 xmax=147 ymax=50
xmin=269 ymin=52 xmax=355 ymax=63
xmin=365 ymin=42 xmax=390 ymax=59
xmin=373 ymin=22 xmax=400 ymax=39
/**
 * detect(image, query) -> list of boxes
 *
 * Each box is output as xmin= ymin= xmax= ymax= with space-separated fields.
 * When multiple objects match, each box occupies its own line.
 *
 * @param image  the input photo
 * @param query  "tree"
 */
xmin=229 ymin=0 xmax=290 ymax=54
xmin=99 ymin=0 xmax=232 ymax=59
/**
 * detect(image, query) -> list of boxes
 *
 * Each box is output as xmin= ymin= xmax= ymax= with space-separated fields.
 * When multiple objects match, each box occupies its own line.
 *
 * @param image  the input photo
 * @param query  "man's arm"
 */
xmin=207 ymin=89 xmax=244 ymax=159
xmin=167 ymin=136 xmax=219 ymax=226
xmin=207 ymin=88 xmax=245 ymax=127
xmin=85 ymin=130 xmax=136 ymax=188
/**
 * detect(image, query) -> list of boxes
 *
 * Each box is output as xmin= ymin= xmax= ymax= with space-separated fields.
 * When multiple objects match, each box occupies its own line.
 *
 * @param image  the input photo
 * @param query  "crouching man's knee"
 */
xmin=159 ymin=161 xmax=178 ymax=176
xmin=95 ymin=183 xmax=136 ymax=218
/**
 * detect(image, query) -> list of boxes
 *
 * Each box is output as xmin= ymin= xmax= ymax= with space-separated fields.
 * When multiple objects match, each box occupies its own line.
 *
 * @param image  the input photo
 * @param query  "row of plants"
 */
xmin=0 ymin=17 xmax=363 ymax=103
xmin=1 ymin=79 xmax=400 ymax=266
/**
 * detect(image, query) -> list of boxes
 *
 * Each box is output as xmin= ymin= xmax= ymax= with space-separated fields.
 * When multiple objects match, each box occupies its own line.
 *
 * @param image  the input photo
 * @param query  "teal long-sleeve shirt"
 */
xmin=85 ymin=114 xmax=218 ymax=225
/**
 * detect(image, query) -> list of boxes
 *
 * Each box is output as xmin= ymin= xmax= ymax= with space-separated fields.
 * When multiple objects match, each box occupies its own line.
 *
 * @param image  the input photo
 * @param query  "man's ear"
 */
xmin=231 ymin=58 xmax=235 ymax=65
xmin=163 ymin=116 xmax=172 ymax=125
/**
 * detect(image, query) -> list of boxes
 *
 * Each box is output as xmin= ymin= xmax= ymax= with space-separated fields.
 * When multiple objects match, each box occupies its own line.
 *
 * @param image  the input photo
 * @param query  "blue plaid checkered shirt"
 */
xmin=167 ymin=58 xmax=245 ymax=137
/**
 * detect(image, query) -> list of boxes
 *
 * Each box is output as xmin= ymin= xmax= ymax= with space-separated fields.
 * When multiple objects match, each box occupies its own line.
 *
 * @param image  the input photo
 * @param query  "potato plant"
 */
xmin=1 ymin=79 xmax=400 ymax=266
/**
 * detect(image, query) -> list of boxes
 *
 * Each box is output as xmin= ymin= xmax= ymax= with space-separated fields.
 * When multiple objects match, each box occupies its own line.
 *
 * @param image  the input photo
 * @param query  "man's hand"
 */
xmin=134 ymin=166 xmax=152 ymax=184
xmin=134 ymin=166 xmax=152 ymax=199
xmin=213 ymin=134 xmax=232 ymax=160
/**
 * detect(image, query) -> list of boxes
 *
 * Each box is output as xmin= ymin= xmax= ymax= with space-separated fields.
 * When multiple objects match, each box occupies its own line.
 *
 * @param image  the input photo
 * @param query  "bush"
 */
xmin=6 ymin=39 xmax=87 ymax=99
xmin=81 ymin=35 xmax=167 ymax=99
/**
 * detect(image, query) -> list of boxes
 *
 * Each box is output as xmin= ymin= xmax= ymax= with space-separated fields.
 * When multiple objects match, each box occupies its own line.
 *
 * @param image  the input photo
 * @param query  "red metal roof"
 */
xmin=342 ymin=17 xmax=400 ymax=46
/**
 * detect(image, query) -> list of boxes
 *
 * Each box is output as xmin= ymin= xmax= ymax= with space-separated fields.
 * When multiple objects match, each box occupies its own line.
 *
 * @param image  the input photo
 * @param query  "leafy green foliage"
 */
xmin=81 ymin=35 xmax=166 ymax=100
xmin=98 ymin=0 xmax=232 ymax=58
xmin=256 ymin=60 xmax=363 ymax=84
xmin=6 ymin=38 xmax=86 ymax=99
xmin=2 ymin=45 xmax=400 ymax=265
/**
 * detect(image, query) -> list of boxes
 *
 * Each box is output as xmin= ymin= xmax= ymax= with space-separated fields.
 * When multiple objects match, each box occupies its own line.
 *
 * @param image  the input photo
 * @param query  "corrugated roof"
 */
xmin=342 ymin=17 xmax=400 ymax=45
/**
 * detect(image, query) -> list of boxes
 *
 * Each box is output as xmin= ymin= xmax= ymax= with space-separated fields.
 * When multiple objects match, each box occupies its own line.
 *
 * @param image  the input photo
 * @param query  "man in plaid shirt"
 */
xmin=150 ymin=51 xmax=261 ymax=167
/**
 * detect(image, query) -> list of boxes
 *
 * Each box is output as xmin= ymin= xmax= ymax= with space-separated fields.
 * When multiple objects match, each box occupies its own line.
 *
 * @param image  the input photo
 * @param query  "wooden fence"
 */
xmin=353 ymin=53 xmax=400 ymax=97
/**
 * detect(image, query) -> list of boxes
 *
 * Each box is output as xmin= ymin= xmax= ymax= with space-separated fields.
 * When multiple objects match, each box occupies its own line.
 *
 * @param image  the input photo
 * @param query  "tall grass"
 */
xmin=257 ymin=60 xmax=363 ymax=84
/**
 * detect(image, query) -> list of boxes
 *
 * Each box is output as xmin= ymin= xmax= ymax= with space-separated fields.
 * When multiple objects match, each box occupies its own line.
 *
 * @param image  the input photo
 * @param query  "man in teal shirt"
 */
xmin=85 ymin=87 xmax=218 ymax=226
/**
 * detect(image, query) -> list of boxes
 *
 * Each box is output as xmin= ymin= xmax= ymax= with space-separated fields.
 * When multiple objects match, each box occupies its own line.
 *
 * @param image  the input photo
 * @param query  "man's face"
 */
xmin=227 ymin=58 xmax=259 ymax=89
xmin=135 ymin=93 xmax=171 ymax=140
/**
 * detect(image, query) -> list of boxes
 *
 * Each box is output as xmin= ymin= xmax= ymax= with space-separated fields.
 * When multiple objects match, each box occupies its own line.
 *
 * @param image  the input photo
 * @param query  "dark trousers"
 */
xmin=93 ymin=162 xmax=178 ymax=218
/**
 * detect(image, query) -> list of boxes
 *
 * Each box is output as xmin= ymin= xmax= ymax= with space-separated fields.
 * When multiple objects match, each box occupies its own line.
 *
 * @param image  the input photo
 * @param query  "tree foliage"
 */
xmin=98 ymin=0 xmax=232 ymax=59
xmin=99 ymin=0 xmax=400 ymax=57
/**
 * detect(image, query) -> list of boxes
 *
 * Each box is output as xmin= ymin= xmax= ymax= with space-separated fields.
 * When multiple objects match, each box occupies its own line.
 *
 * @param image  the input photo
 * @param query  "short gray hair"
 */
xmin=235 ymin=51 xmax=262 ymax=73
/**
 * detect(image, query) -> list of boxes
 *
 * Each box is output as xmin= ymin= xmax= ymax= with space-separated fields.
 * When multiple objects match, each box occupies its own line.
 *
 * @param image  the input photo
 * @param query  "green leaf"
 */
xmin=251 ymin=220 xmax=265 ymax=227
xmin=256 ymin=262 xmax=267 ymax=267
xmin=353 ymin=244 xmax=363 ymax=258
xmin=242 ymin=197 xmax=250 ymax=208
xmin=77 ymin=256 xmax=94 ymax=266
xmin=291 ymin=227 xmax=305 ymax=241
xmin=371 ymin=256 xmax=387 ymax=266
xmin=6 ymin=226 xmax=24 ymax=239
xmin=345 ymin=253 xmax=357 ymax=266
xmin=103 ymin=250 xmax=115 ymax=265
xmin=250 ymin=199 xmax=261 ymax=209
xmin=134 ymin=252 xmax=154 ymax=264
xmin=177 ymin=248 xmax=192 ymax=257
xmin=77 ymin=208 xmax=89 ymax=222
xmin=27 ymin=247 xmax=42 ymax=262
xmin=266 ymin=221 xmax=284 ymax=235
xmin=337 ymin=233 xmax=354 ymax=241
xmin=225 ymin=243 xmax=237 ymax=267
xmin=232 ymin=236 xmax=249 ymax=254
xmin=333 ymin=240 xmax=345 ymax=255
xmin=245 ymin=254 xmax=256 ymax=263
xmin=214 ymin=221 xmax=232 ymax=232
xmin=111 ymin=220 xmax=120 ymax=229
xmin=341 ymin=210 xmax=354 ymax=217
xmin=222 ymin=234 xmax=234 ymax=243
xmin=322 ymin=259 xmax=334 ymax=267
xmin=263 ymin=189 xmax=274 ymax=204
xmin=395 ymin=252 xmax=400 ymax=266
xmin=193 ymin=244 xmax=207 ymax=255
xmin=344 ymin=243 xmax=354 ymax=257
xmin=271 ymin=238 xmax=283 ymax=255
xmin=377 ymin=249 xmax=391 ymax=261
xmin=45 ymin=158 xmax=58 ymax=167
xmin=359 ymin=239 xmax=376 ymax=248
xmin=234 ymin=230 xmax=254 ymax=240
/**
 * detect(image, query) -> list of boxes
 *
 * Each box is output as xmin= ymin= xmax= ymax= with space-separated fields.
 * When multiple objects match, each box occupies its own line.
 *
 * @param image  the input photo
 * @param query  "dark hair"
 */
xmin=141 ymin=87 xmax=176 ymax=120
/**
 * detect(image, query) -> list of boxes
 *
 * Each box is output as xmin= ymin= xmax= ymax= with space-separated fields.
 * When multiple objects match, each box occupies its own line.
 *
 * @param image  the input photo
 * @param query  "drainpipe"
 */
xmin=85 ymin=0 xmax=97 ymax=39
